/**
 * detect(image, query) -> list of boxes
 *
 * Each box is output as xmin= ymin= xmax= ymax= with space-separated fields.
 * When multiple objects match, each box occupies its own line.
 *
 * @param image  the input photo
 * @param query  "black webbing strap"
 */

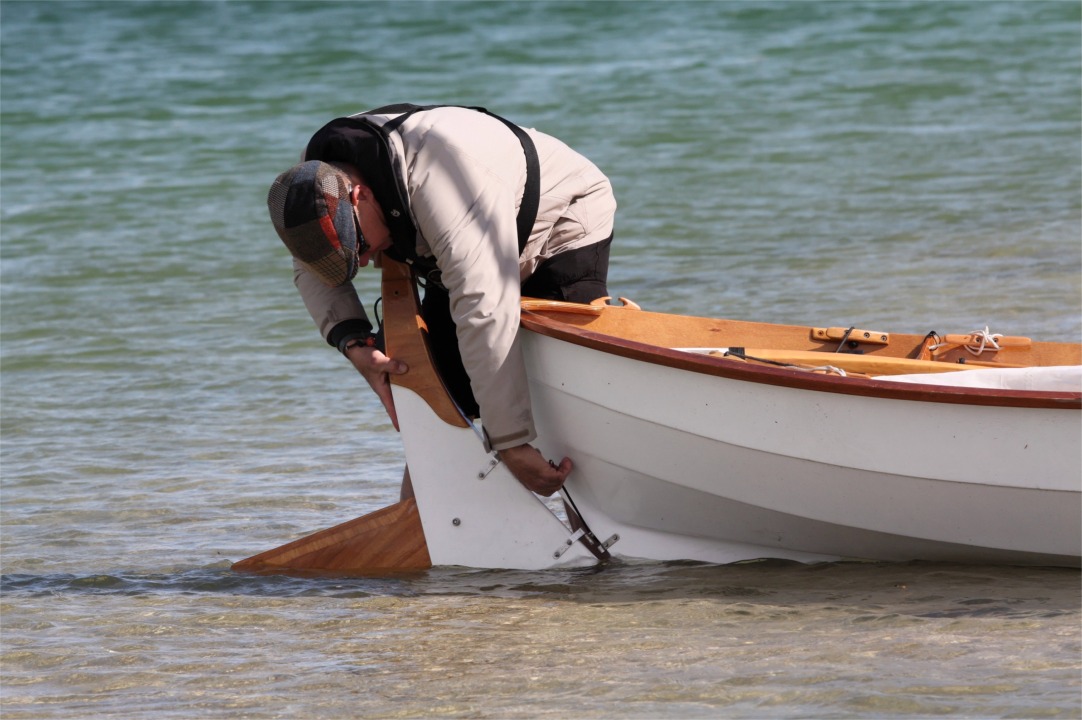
xmin=562 ymin=486 xmax=612 ymax=562
xmin=369 ymin=104 xmax=540 ymax=256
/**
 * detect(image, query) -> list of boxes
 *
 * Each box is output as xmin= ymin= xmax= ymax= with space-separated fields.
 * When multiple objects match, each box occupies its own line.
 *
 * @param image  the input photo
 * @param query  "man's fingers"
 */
xmin=379 ymin=357 xmax=409 ymax=375
xmin=365 ymin=351 xmax=408 ymax=375
xmin=369 ymin=381 xmax=399 ymax=430
xmin=536 ymin=457 xmax=572 ymax=496
xmin=498 ymin=444 xmax=574 ymax=497
xmin=349 ymin=347 xmax=408 ymax=376
xmin=380 ymin=395 xmax=400 ymax=431
xmin=347 ymin=347 xmax=405 ymax=429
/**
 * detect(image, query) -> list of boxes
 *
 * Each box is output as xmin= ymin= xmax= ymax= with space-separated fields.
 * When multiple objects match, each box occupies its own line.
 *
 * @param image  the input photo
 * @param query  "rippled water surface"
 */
xmin=2 ymin=1 xmax=1079 ymax=718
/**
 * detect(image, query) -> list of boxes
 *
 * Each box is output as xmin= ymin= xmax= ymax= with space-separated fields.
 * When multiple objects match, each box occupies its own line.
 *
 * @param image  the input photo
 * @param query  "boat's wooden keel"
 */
xmin=231 ymin=498 xmax=432 ymax=575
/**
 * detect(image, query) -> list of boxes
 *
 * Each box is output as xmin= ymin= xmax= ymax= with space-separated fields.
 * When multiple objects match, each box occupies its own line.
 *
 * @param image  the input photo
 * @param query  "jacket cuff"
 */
xmin=482 ymin=424 xmax=537 ymax=453
xmin=328 ymin=319 xmax=374 ymax=352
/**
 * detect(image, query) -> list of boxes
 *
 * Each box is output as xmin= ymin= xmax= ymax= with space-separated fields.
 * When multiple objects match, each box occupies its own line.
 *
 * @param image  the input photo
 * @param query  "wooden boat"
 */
xmin=233 ymin=259 xmax=1082 ymax=575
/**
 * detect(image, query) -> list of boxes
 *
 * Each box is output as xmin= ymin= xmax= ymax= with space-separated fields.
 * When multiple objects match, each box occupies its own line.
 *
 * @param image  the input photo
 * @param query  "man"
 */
xmin=267 ymin=104 xmax=616 ymax=498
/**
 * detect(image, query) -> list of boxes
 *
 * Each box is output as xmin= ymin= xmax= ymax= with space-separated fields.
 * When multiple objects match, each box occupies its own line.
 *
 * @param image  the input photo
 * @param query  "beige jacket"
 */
xmin=294 ymin=106 xmax=616 ymax=450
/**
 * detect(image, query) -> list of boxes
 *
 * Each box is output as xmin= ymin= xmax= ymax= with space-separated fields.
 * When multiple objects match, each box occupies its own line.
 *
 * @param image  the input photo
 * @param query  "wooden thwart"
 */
xmin=231 ymin=498 xmax=432 ymax=574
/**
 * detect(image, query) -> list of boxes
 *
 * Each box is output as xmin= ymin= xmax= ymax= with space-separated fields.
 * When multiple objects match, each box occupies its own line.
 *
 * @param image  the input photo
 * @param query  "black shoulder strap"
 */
xmin=368 ymin=104 xmax=540 ymax=256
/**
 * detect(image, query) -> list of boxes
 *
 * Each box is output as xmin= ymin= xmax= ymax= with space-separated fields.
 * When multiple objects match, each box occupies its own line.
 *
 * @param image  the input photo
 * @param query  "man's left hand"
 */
xmin=498 ymin=444 xmax=572 ymax=496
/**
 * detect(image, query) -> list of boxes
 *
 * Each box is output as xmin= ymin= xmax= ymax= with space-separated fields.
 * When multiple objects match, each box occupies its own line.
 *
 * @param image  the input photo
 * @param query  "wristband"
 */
xmin=339 ymin=334 xmax=377 ymax=355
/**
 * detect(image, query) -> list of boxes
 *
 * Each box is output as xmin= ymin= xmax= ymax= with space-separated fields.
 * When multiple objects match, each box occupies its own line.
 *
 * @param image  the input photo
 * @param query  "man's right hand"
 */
xmin=344 ymin=345 xmax=409 ymax=430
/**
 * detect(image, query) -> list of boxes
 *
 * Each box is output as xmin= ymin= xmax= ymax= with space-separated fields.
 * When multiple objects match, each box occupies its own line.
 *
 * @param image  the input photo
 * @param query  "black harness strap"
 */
xmin=368 ymin=104 xmax=541 ymax=256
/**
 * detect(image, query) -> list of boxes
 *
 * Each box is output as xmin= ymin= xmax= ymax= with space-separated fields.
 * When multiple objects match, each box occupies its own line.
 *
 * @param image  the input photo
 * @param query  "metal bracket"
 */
xmin=476 ymin=456 xmax=500 ymax=480
xmin=553 ymin=531 xmax=621 ymax=560
xmin=553 ymin=529 xmax=586 ymax=559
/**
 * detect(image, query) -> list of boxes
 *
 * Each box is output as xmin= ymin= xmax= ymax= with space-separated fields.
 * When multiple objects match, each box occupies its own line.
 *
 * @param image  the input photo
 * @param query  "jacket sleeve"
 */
xmin=408 ymin=130 xmax=536 ymax=451
xmin=292 ymin=258 xmax=374 ymax=349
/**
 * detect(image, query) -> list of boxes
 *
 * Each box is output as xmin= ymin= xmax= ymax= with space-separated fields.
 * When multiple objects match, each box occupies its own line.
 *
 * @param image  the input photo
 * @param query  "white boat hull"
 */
xmin=395 ymin=386 xmax=598 ymax=570
xmin=523 ymin=333 xmax=1081 ymax=567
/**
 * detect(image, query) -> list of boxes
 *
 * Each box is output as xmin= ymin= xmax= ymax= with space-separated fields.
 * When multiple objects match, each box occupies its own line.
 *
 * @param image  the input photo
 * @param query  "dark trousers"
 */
xmin=422 ymin=236 xmax=613 ymax=417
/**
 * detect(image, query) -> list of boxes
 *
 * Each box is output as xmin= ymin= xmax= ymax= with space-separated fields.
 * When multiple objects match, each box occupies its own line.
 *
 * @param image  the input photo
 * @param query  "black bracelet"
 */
xmin=341 ymin=334 xmax=377 ymax=354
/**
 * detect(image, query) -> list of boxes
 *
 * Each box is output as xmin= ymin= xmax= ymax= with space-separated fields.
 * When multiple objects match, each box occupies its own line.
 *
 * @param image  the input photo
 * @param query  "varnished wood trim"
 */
xmin=381 ymin=259 xmax=470 ymax=428
xmin=520 ymin=310 xmax=1082 ymax=410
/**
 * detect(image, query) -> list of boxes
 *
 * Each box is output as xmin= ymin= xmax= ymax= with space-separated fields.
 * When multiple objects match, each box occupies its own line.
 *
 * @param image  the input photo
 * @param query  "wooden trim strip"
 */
xmin=520 ymin=311 xmax=1081 ymax=410
xmin=382 ymin=259 xmax=470 ymax=428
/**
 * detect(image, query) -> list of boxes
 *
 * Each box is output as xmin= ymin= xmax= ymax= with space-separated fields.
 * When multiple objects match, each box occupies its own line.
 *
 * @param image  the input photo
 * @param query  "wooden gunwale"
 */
xmin=519 ymin=311 xmax=1082 ymax=411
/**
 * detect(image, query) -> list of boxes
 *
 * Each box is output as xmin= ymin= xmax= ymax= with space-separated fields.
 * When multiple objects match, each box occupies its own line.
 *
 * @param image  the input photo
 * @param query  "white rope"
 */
xmin=961 ymin=326 xmax=1003 ymax=356
xmin=809 ymin=365 xmax=847 ymax=377
xmin=927 ymin=326 xmax=1003 ymax=356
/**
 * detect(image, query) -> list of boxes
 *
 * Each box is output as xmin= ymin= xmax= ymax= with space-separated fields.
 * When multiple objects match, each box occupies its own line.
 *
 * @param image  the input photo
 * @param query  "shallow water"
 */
xmin=2 ymin=562 xmax=1080 ymax=719
xmin=2 ymin=1 xmax=1079 ymax=718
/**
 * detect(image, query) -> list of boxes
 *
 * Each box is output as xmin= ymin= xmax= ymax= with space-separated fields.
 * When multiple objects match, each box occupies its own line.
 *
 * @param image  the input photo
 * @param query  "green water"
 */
xmin=2 ymin=2 xmax=1079 ymax=718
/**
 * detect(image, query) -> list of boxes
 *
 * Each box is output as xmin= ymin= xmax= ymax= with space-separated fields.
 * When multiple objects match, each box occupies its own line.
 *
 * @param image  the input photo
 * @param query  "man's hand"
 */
xmin=344 ymin=345 xmax=409 ymax=430
xmin=498 ymin=444 xmax=572 ymax=496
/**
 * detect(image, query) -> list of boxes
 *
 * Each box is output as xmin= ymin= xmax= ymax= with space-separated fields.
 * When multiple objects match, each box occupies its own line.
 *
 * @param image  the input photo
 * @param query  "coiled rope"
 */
xmin=929 ymin=326 xmax=1003 ymax=356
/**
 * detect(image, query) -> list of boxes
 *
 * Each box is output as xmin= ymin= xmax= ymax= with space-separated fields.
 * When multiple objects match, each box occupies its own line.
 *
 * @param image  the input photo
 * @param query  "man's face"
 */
xmin=348 ymin=182 xmax=393 ymax=267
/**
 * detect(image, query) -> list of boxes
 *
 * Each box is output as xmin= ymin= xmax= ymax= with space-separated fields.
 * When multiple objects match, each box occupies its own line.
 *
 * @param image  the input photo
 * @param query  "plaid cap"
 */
xmin=267 ymin=160 xmax=359 ymax=287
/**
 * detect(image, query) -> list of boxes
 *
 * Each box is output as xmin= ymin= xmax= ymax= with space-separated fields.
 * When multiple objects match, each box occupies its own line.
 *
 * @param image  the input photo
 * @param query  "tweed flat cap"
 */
xmin=267 ymin=160 xmax=362 ymax=287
